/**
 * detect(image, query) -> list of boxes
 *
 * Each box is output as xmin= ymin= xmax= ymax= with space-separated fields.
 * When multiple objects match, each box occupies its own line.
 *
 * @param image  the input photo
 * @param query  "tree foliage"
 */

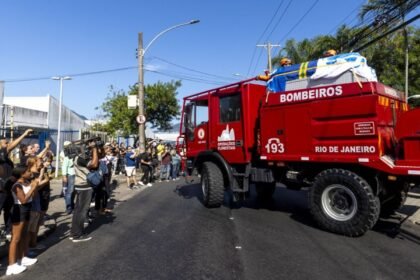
xmin=99 ymin=81 xmax=181 ymax=136
xmin=100 ymin=86 xmax=137 ymax=137
xmin=128 ymin=80 xmax=181 ymax=131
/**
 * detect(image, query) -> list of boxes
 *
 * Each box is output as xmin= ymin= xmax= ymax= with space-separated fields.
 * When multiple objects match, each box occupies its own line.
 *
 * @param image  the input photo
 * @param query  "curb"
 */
xmin=399 ymin=220 xmax=420 ymax=243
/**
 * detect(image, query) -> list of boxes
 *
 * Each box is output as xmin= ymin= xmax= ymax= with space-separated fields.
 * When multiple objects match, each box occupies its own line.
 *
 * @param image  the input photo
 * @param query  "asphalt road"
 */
xmin=5 ymin=179 xmax=420 ymax=280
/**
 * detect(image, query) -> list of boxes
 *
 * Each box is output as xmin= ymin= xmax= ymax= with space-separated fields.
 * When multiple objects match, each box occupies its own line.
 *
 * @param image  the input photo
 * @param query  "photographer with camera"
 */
xmin=69 ymin=139 xmax=99 ymax=243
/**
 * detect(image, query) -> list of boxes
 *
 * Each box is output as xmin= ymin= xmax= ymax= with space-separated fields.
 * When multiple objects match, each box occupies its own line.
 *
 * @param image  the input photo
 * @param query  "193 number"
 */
xmin=265 ymin=138 xmax=285 ymax=153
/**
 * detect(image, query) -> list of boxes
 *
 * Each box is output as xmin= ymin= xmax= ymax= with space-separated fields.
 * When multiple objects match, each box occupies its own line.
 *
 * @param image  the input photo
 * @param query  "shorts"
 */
xmin=28 ymin=211 xmax=42 ymax=232
xmin=11 ymin=203 xmax=31 ymax=224
xmin=125 ymin=166 xmax=136 ymax=177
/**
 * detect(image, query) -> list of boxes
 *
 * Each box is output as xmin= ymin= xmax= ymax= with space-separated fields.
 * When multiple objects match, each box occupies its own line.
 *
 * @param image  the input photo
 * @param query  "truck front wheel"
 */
xmin=310 ymin=169 xmax=380 ymax=237
xmin=201 ymin=162 xmax=224 ymax=208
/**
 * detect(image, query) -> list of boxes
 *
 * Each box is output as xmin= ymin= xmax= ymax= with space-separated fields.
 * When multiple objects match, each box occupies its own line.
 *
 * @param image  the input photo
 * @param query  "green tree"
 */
xmin=128 ymin=80 xmax=181 ymax=131
xmin=359 ymin=0 xmax=418 ymax=98
xmin=361 ymin=26 xmax=419 ymax=95
xmin=101 ymin=86 xmax=137 ymax=137
xmin=100 ymin=81 xmax=181 ymax=136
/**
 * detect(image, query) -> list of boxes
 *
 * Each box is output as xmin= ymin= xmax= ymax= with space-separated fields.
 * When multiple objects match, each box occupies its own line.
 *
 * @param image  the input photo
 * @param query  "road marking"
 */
xmin=235 ymin=246 xmax=242 ymax=250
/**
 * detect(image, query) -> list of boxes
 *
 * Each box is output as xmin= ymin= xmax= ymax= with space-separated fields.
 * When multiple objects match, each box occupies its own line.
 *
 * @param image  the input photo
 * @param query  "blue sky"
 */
xmin=0 ymin=0 xmax=418 ymax=120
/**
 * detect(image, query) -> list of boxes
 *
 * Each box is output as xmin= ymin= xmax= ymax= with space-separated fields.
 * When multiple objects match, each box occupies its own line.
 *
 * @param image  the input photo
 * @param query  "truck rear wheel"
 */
xmin=256 ymin=182 xmax=276 ymax=201
xmin=201 ymin=162 xmax=224 ymax=208
xmin=310 ymin=169 xmax=380 ymax=237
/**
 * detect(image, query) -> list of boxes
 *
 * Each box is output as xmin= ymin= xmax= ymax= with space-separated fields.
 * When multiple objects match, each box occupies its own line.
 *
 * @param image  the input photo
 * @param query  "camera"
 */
xmin=63 ymin=137 xmax=104 ymax=160
xmin=81 ymin=137 xmax=104 ymax=148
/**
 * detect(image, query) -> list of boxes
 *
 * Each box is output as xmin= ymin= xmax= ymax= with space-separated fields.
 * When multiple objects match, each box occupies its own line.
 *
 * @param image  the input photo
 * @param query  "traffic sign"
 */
xmin=136 ymin=115 xmax=146 ymax=124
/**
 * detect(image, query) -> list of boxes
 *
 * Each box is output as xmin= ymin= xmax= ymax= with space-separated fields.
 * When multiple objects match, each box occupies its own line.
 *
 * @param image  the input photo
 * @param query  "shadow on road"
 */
xmin=175 ymin=180 xmax=406 ymax=240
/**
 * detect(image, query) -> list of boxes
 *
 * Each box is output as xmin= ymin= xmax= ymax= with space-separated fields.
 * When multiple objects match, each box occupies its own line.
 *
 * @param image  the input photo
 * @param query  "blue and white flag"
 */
xmin=311 ymin=52 xmax=377 ymax=81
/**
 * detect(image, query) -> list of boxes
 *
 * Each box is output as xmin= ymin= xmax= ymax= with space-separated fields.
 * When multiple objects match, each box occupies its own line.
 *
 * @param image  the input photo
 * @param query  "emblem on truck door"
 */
xmin=198 ymin=128 xmax=205 ymax=139
xmin=265 ymin=138 xmax=285 ymax=154
xmin=217 ymin=124 xmax=236 ymax=151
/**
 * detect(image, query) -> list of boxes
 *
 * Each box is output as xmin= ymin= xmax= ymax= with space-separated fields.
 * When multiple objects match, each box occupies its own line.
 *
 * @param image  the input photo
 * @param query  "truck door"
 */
xmin=211 ymin=92 xmax=246 ymax=163
xmin=184 ymin=100 xmax=209 ymax=158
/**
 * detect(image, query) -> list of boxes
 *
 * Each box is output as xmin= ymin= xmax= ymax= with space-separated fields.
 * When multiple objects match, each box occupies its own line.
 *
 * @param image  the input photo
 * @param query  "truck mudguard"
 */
xmin=194 ymin=150 xmax=233 ymax=188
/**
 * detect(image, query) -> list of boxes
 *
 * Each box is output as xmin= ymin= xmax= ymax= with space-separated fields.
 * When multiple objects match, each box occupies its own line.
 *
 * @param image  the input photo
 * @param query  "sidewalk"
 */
xmin=0 ymin=173 xmax=147 ymax=259
xmin=397 ymin=186 xmax=420 ymax=241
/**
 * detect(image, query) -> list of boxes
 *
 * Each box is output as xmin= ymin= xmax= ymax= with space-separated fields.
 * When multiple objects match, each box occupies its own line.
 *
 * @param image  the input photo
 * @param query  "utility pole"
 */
xmin=137 ymin=32 xmax=146 ymax=151
xmin=136 ymin=20 xmax=200 ymax=152
xmin=257 ymin=42 xmax=281 ymax=72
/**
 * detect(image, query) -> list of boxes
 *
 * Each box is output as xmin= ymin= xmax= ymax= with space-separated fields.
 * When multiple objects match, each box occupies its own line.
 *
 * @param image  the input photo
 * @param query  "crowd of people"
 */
xmin=105 ymin=139 xmax=182 ymax=189
xmin=0 ymin=130 xmax=184 ymax=276
xmin=0 ymin=129 xmax=54 ymax=276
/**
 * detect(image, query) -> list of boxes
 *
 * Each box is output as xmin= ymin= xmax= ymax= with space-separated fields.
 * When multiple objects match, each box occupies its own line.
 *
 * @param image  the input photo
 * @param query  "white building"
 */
xmin=3 ymin=95 xmax=87 ymax=130
xmin=1 ymin=95 xmax=88 ymax=147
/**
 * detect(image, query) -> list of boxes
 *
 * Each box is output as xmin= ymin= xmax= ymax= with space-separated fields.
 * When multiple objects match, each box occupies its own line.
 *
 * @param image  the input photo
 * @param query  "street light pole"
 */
xmin=52 ymin=76 xmax=72 ymax=177
xmin=407 ymin=95 xmax=420 ymax=101
xmin=137 ymin=19 xmax=200 ymax=151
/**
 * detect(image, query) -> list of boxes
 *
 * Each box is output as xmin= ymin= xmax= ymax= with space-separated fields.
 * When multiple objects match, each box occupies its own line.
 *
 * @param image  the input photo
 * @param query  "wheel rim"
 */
xmin=321 ymin=184 xmax=358 ymax=221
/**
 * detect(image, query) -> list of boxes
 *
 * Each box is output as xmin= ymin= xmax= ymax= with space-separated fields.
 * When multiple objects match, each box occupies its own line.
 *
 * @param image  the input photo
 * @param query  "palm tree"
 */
xmin=270 ymin=25 xmax=356 ymax=68
xmin=359 ymin=0 xmax=418 ymax=101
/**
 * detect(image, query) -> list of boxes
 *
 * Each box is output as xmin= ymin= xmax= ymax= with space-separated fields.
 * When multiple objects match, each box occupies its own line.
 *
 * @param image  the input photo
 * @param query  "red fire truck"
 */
xmin=178 ymin=60 xmax=420 ymax=236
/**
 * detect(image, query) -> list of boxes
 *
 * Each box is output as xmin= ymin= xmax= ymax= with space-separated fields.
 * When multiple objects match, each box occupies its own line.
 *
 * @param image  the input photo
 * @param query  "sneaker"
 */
xmin=90 ymin=202 xmax=95 ymax=207
xmin=138 ymin=181 xmax=145 ymax=186
xmin=20 ymin=256 xmax=38 ymax=266
xmin=147 ymin=183 xmax=152 ymax=187
xmin=72 ymin=235 xmax=92 ymax=243
xmin=6 ymin=263 xmax=27 ymax=275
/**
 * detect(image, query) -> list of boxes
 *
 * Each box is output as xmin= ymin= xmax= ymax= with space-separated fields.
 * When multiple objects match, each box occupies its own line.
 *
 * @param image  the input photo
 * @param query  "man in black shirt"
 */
xmin=139 ymin=147 xmax=153 ymax=187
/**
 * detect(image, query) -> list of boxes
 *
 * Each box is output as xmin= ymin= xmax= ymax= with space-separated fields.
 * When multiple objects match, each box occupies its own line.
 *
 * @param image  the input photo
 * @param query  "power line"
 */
xmin=147 ymin=69 xmax=225 ymax=86
xmin=246 ymin=0 xmax=285 ymax=76
xmin=151 ymin=56 xmax=236 ymax=81
xmin=279 ymin=0 xmax=320 ymax=43
xmin=3 ymin=66 xmax=138 ymax=83
xmin=327 ymin=0 xmax=365 ymax=35
xmin=264 ymin=0 xmax=294 ymax=42
xmin=248 ymin=0 xmax=293 ymax=76
xmin=342 ymin=0 xmax=419 ymax=51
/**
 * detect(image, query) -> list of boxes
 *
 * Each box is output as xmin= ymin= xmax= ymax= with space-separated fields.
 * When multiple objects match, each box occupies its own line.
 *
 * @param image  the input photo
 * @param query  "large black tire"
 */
xmin=380 ymin=189 xmax=408 ymax=217
xmin=309 ymin=169 xmax=380 ymax=237
xmin=255 ymin=182 xmax=276 ymax=201
xmin=201 ymin=162 xmax=224 ymax=208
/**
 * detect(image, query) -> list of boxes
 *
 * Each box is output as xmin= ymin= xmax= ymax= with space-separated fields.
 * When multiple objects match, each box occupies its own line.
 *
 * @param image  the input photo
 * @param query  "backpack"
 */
xmin=87 ymin=169 xmax=102 ymax=188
